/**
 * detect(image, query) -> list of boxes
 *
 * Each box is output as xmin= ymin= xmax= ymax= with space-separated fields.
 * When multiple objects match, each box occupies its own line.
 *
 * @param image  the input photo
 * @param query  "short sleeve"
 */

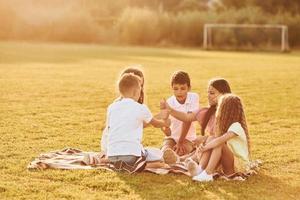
xmin=188 ymin=93 xmax=200 ymax=113
xmin=140 ymin=104 xmax=153 ymax=123
xmin=166 ymin=96 xmax=174 ymax=108
xmin=228 ymin=122 xmax=244 ymax=137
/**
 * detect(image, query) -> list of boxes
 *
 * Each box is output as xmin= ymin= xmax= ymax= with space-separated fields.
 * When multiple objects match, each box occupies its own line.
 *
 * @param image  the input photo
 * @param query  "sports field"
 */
xmin=0 ymin=42 xmax=299 ymax=199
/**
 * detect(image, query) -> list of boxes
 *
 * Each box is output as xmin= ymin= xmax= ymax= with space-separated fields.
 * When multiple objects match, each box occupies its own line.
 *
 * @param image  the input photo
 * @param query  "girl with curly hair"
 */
xmin=190 ymin=94 xmax=251 ymax=182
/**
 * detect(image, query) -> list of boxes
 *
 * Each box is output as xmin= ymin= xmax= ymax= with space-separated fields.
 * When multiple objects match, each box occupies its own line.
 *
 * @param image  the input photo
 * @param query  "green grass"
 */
xmin=0 ymin=41 xmax=300 ymax=200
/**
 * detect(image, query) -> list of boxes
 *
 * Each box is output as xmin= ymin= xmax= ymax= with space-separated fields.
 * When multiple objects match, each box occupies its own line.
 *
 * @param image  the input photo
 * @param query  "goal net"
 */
xmin=203 ymin=24 xmax=289 ymax=52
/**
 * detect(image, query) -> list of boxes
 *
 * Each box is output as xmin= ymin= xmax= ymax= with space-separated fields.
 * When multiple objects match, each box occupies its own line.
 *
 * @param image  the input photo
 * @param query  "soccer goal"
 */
xmin=203 ymin=24 xmax=289 ymax=52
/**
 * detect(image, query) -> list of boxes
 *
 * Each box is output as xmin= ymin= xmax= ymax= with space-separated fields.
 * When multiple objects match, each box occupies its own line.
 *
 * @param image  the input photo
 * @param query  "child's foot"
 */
xmin=163 ymin=148 xmax=179 ymax=165
xmin=192 ymin=170 xmax=213 ymax=182
xmin=82 ymin=153 xmax=90 ymax=165
xmin=185 ymin=158 xmax=202 ymax=177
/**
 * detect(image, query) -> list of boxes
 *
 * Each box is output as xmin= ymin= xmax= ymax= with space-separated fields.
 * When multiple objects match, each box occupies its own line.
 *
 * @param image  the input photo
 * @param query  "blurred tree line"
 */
xmin=1 ymin=0 xmax=300 ymax=49
xmin=222 ymin=0 xmax=300 ymax=14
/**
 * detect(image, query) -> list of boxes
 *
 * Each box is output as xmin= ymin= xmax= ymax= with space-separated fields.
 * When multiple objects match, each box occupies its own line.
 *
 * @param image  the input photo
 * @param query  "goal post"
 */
xmin=203 ymin=24 xmax=289 ymax=52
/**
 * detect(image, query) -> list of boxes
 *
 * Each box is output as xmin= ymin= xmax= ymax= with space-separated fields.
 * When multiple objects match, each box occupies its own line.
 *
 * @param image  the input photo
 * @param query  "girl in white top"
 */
xmin=189 ymin=94 xmax=251 ymax=182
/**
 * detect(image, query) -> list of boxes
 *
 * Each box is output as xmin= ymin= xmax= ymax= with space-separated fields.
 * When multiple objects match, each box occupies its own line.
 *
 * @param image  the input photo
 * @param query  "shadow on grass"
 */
xmin=115 ymin=171 xmax=299 ymax=200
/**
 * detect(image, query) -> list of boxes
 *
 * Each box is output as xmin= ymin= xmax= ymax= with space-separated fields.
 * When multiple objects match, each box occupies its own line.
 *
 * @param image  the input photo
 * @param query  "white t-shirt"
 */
xmin=106 ymin=98 xmax=153 ymax=157
xmin=227 ymin=122 xmax=250 ymax=167
xmin=167 ymin=92 xmax=199 ymax=142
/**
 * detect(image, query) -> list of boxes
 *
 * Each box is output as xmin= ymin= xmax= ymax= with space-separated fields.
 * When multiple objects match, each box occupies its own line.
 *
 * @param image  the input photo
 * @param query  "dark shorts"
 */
xmin=108 ymin=155 xmax=138 ymax=166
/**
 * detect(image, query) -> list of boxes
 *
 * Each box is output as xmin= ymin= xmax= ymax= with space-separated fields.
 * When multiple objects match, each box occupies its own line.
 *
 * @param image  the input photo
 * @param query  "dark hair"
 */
xmin=201 ymin=78 xmax=231 ymax=135
xmin=171 ymin=71 xmax=191 ymax=87
xmin=121 ymin=67 xmax=144 ymax=104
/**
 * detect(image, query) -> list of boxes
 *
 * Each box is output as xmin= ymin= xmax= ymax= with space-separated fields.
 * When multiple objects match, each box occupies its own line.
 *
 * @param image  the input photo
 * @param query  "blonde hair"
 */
xmin=118 ymin=73 xmax=141 ymax=96
xmin=215 ymin=94 xmax=250 ymax=155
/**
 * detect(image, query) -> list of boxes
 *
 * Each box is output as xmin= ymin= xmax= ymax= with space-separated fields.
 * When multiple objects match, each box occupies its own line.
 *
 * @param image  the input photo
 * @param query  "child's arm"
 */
xmin=169 ymin=108 xmax=196 ymax=122
xmin=149 ymin=118 xmax=171 ymax=128
xmin=144 ymin=109 xmax=169 ymax=128
xmin=161 ymin=126 xmax=171 ymax=136
xmin=199 ymin=132 xmax=237 ymax=152
xmin=161 ymin=99 xmax=196 ymax=122
xmin=153 ymin=110 xmax=169 ymax=120
xmin=192 ymin=135 xmax=208 ymax=147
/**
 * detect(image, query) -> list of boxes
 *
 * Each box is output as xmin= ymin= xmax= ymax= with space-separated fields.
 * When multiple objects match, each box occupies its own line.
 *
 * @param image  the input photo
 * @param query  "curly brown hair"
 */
xmin=215 ymin=94 xmax=250 ymax=155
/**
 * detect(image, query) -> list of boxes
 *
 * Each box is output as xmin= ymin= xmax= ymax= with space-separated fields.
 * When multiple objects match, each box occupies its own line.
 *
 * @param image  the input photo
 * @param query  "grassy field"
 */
xmin=0 ymin=41 xmax=300 ymax=200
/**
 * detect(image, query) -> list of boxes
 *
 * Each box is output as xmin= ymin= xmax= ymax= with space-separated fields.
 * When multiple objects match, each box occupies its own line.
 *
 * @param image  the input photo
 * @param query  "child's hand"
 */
xmin=160 ymin=99 xmax=171 ymax=111
xmin=164 ymin=118 xmax=171 ymax=127
xmin=192 ymin=137 xmax=201 ymax=147
xmin=192 ymin=136 xmax=207 ymax=147
xmin=160 ymin=109 xmax=169 ymax=120
xmin=174 ymin=142 xmax=187 ymax=156
xmin=160 ymin=99 xmax=167 ymax=110
xmin=198 ymin=144 xmax=207 ymax=153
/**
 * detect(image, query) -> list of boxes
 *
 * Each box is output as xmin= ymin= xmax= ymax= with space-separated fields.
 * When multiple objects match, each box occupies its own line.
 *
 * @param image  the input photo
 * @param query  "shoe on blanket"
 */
xmin=82 ymin=153 xmax=90 ymax=165
xmin=163 ymin=148 xmax=179 ymax=165
xmin=192 ymin=170 xmax=213 ymax=182
xmin=185 ymin=158 xmax=202 ymax=177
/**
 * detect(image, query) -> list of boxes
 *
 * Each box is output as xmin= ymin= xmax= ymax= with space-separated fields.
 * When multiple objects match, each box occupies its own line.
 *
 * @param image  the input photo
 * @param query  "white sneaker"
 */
xmin=163 ymin=148 xmax=179 ymax=165
xmin=192 ymin=170 xmax=213 ymax=182
xmin=185 ymin=158 xmax=202 ymax=177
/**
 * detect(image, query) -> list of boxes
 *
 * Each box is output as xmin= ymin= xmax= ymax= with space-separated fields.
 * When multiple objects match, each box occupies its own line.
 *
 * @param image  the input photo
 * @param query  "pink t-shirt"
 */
xmin=195 ymin=107 xmax=215 ymax=136
xmin=167 ymin=92 xmax=199 ymax=142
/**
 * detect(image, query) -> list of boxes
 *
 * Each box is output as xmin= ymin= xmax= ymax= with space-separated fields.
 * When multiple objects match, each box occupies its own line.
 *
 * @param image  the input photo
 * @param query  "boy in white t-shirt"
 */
xmin=104 ymin=73 xmax=170 ymax=166
xmin=161 ymin=71 xmax=199 ymax=162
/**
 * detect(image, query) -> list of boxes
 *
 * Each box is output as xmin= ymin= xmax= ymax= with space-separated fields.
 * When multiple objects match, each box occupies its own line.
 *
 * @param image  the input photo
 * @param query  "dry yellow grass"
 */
xmin=0 ymin=42 xmax=300 ymax=199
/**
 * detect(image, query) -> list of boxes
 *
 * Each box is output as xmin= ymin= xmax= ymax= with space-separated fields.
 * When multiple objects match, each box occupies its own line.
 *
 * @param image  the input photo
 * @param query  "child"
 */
xmin=160 ymin=78 xmax=232 ymax=164
xmin=187 ymin=94 xmax=251 ymax=181
xmin=105 ymin=73 xmax=170 ymax=168
xmin=162 ymin=71 xmax=199 ymax=161
xmin=101 ymin=67 xmax=145 ymax=153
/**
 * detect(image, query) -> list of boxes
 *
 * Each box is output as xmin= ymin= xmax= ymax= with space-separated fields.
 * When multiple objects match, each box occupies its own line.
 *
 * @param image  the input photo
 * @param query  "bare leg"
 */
xmin=204 ymin=145 xmax=223 ymax=174
xmin=186 ymin=148 xmax=213 ymax=177
xmin=146 ymin=161 xmax=169 ymax=168
xmin=197 ymin=136 xmax=215 ymax=168
xmin=162 ymin=139 xmax=178 ymax=164
xmin=221 ymin=144 xmax=235 ymax=175
xmin=179 ymin=151 xmax=196 ymax=162
xmin=198 ymin=149 xmax=212 ymax=169
xmin=179 ymin=136 xmax=214 ymax=163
